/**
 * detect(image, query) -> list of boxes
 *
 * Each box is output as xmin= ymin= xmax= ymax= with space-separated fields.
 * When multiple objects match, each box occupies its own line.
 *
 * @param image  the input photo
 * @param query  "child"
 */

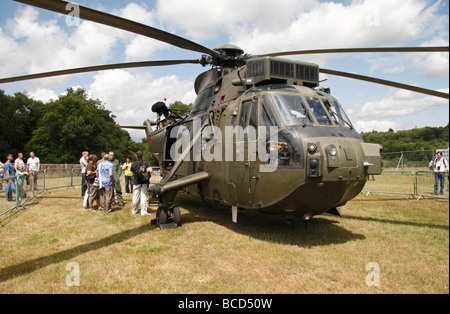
xmin=15 ymin=165 xmax=28 ymax=202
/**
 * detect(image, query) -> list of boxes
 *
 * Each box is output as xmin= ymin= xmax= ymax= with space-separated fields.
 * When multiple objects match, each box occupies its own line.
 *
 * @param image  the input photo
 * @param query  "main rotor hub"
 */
xmin=208 ymin=44 xmax=249 ymax=68
xmin=214 ymin=44 xmax=245 ymax=57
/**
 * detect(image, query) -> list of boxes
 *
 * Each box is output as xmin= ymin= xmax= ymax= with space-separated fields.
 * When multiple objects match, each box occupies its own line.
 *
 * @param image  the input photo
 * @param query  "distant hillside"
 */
xmin=361 ymin=125 xmax=449 ymax=153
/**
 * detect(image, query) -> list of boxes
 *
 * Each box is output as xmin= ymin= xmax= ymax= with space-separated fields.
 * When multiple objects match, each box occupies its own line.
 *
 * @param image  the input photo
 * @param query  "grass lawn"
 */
xmin=0 ymin=186 xmax=448 ymax=294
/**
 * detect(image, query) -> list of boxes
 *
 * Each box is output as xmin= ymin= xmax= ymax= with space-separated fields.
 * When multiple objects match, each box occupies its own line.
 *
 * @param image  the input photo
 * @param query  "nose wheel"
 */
xmin=151 ymin=205 xmax=182 ymax=229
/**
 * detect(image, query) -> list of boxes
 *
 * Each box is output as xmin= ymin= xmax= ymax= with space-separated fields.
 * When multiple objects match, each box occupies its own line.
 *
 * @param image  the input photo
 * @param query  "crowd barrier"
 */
xmin=0 ymin=173 xmax=39 ymax=218
xmin=0 ymin=168 xmax=82 ymax=220
xmin=364 ymin=170 xmax=449 ymax=200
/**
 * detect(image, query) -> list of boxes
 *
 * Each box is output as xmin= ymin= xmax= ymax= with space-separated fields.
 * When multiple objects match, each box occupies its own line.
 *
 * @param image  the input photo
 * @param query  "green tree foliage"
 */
xmin=0 ymin=90 xmax=43 ymax=159
xmin=25 ymin=88 xmax=135 ymax=163
xmin=169 ymin=101 xmax=192 ymax=120
xmin=361 ymin=124 xmax=449 ymax=162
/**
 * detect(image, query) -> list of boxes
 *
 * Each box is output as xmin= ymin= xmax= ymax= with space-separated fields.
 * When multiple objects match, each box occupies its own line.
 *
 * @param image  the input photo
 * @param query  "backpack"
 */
xmin=134 ymin=160 xmax=150 ymax=184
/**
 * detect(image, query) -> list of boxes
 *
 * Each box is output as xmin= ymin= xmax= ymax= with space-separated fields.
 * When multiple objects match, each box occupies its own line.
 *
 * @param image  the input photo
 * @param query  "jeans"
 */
xmin=434 ymin=172 xmax=446 ymax=195
xmin=124 ymin=176 xmax=133 ymax=193
xmin=5 ymin=178 xmax=16 ymax=197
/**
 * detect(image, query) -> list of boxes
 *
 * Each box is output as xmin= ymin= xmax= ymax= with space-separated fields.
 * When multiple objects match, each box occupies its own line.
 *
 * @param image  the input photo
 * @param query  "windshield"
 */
xmin=305 ymin=97 xmax=332 ymax=125
xmin=267 ymin=94 xmax=313 ymax=126
xmin=323 ymin=99 xmax=353 ymax=128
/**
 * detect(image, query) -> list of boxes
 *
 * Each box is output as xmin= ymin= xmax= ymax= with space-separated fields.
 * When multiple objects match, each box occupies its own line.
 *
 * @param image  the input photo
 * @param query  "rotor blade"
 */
xmin=119 ymin=126 xmax=147 ymax=130
xmin=14 ymin=0 xmax=219 ymax=58
xmin=0 ymin=60 xmax=200 ymax=84
xmin=264 ymin=46 xmax=449 ymax=57
xmin=320 ymin=68 xmax=449 ymax=99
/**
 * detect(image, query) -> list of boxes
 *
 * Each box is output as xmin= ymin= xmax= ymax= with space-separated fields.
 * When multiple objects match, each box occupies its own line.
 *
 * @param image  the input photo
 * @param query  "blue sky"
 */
xmin=0 ymin=0 xmax=448 ymax=140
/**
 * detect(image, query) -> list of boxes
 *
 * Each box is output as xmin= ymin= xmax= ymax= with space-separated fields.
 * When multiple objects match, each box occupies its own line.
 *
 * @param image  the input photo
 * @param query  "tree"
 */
xmin=0 ymin=90 xmax=43 ymax=159
xmin=169 ymin=101 xmax=192 ymax=120
xmin=25 ymin=88 xmax=135 ymax=163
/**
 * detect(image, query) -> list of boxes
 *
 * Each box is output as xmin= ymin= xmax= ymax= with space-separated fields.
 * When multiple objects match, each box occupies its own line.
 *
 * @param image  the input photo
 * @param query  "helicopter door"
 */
xmin=228 ymin=96 xmax=260 ymax=207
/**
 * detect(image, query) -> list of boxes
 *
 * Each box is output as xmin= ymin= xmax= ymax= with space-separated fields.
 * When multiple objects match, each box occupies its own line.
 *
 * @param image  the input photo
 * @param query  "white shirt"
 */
xmin=27 ymin=157 xmax=40 ymax=171
xmin=431 ymin=157 xmax=448 ymax=173
xmin=15 ymin=158 xmax=25 ymax=170
xmin=80 ymin=156 xmax=88 ymax=173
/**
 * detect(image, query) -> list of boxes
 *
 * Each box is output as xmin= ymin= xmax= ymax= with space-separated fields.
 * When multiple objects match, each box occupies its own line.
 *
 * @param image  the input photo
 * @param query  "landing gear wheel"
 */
xmin=157 ymin=206 xmax=168 ymax=225
xmin=171 ymin=206 xmax=182 ymax=226
xmin=155 ymin=205 xmax=181 ymax=228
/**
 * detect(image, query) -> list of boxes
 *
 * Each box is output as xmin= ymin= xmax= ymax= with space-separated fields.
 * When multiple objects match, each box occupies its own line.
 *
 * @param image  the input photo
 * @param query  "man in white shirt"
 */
xmin=80 ymin=151 xmax=89 ymax=197
xmin=430 ymin=152 xmax=448 ymax=195
xmin=26 ymin=151 xmax=40 ymax=189
xmin=14 ymin=153 xmax=25 ymax=171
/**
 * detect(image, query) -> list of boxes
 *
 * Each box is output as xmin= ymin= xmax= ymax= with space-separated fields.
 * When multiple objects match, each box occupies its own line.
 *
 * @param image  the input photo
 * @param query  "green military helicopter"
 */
xmin=2 ymin=0 xmax=449 ymax=228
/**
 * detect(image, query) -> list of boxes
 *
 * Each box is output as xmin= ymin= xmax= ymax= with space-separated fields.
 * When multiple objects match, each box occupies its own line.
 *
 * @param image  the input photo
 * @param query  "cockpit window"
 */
xmin=266 ymin=94 xmax=313 ymax=126
xmin=305 ymin=97 xmax=332 ymax=125
xmin=323 ymin=99 xmax=353 ymax=129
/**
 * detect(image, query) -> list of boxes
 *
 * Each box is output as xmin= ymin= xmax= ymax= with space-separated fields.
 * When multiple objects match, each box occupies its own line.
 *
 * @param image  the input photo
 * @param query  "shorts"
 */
xmin=89 ymin=185 xmax=99 ymax=200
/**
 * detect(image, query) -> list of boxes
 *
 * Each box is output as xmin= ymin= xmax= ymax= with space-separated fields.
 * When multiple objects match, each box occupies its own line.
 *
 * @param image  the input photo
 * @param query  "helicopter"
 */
xmin=1 ymin=0 xmax=449 ymax=228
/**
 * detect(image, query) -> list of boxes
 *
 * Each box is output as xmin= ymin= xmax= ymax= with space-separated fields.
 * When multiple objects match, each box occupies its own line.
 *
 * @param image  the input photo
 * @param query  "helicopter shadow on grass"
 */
xmin=173 ymin=192 xmax=365 ymax=248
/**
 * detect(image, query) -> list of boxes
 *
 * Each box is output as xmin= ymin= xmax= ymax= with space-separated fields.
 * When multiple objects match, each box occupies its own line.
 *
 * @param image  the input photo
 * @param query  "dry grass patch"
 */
xmin=0 ymin=187 xmax=448 ymax=294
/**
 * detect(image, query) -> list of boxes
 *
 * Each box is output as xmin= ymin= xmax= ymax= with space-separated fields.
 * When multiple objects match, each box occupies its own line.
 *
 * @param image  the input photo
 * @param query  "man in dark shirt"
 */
xmin=130 ymin=151 xmax=152 ymax=216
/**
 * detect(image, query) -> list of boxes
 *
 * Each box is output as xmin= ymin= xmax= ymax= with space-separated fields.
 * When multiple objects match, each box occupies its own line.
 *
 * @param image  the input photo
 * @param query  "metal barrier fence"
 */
xmin=364 ymin=171 xmax=416 ymax=198
xmin=0 ymin=168 xmax=81 ymax=220
xmin=364 ymin=170 xmax=449 ymax=200
xmin=0 ymin=173 xmax=40 ymax=218
xmin=415 ymin=171 xmax=449 ymax=200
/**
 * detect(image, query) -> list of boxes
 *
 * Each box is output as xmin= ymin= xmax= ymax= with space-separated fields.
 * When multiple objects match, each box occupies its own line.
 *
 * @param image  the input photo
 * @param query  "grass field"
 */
xmin=0 ymin=184 xmax=448 ymax=294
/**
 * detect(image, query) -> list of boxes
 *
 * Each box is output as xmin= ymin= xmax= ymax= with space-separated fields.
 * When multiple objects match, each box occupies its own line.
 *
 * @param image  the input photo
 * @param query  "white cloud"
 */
xmin=111 ymin=3 xmax=172 ymax=60
xmin=412 ymin=38 xmax=450 ymax=78
xmin=348 ymin=88 xmax=449 ymax=120
xmin=349 ymin=87 xmax=449 ymax=132
xmin=86 ymin=69 xmax=196 ymax=140
xmin=0 ymin=6 xmax=123 ymax=89
xmin=27 ymin=88 xmax=59 ymax=102
xmin=156 ymin=0 xmax=315 ymax=42
xmin=354 ymin=120 xmax=402 ymax=133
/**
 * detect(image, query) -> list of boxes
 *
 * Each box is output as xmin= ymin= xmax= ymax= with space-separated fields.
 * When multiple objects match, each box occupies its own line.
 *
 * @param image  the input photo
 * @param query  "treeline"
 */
xmin=361 ymin=125 xmax=449 ymax=156
xmin=0 ymin=88 xmax=151 ymax=164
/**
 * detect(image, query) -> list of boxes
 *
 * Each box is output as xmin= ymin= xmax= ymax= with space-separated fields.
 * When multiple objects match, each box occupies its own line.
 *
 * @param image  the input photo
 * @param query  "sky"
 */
xmin=0 ymin=0 xmax=448 ymax=141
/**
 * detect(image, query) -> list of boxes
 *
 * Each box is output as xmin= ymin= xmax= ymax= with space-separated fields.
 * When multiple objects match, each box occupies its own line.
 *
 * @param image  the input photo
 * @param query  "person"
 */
xmin=109 ymin=151 xmax=124 ymax=207
xmin=429 ymin=151 xmax=448 ymax=195
xmin=15 ymin=165 xmax=28 ymax=202
xmin=131 ymin=151 xmax=152 ymax=216
xmin=86 ymin=154 xmax=100 ymax=212
xmin=122 ymin=156 xmax=133 ymax=194
xmin=4 ymin=154 xmax=16 ymax=202
xmin=26 ymin=152 xmax=40 ymax=190
xmin=14 ymin=153 xmax=25 ymax=172
xmin=0 ymin=161 xmax=4 ymax=191
xmin=97 ymin=154 xmax=114 ymax=213
xmin=79 ymin=151 xmax=89 ymax=197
